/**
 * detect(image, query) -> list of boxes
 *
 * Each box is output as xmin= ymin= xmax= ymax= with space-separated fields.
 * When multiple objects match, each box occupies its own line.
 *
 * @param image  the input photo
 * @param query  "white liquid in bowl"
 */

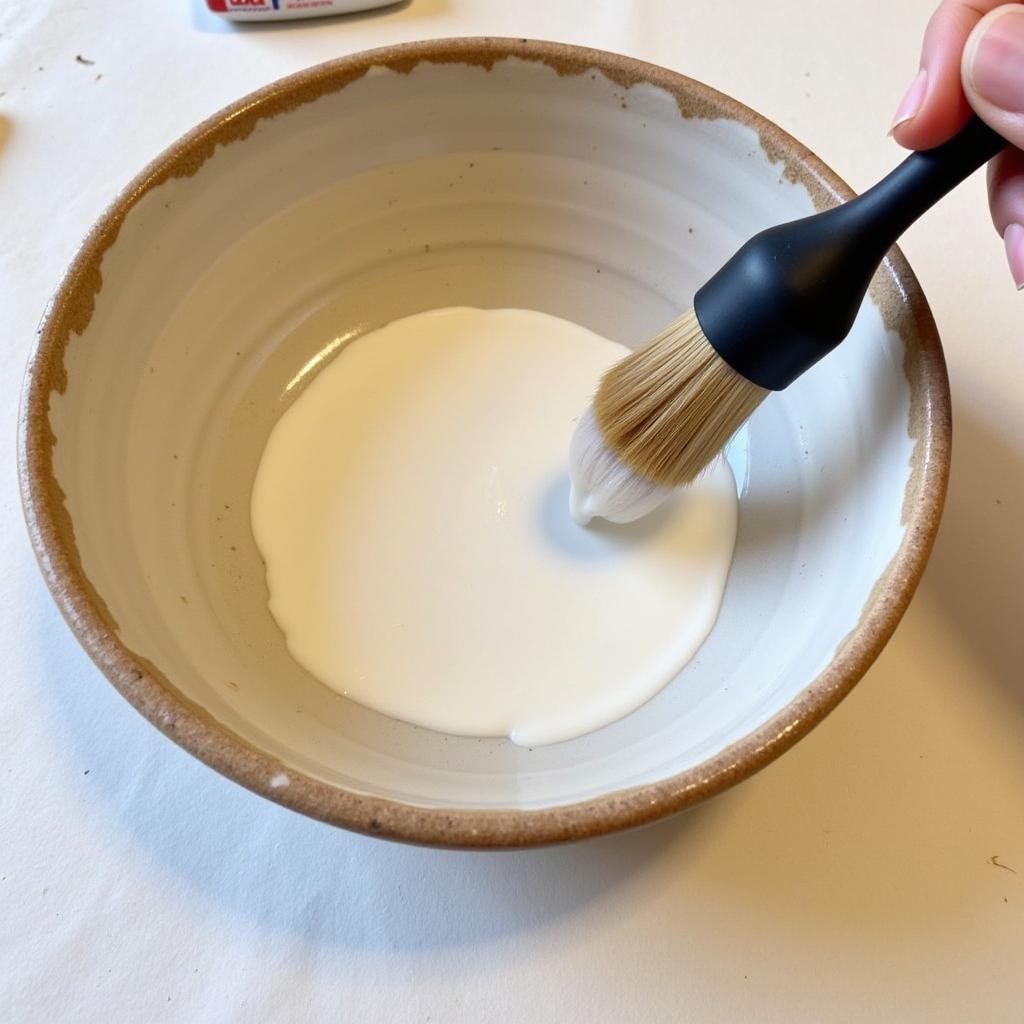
xmin=251 ymin=307 xmax=738 ymax=746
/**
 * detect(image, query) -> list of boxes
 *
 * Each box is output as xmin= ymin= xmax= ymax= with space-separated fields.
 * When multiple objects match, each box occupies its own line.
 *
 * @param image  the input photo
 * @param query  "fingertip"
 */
xmin=891 ymin=105 xmax=974 ymax=151
xmin=891 ymin=120 xmax=928 ymax=150
xmin=987 ymin=149 xmax=1024 ymax=289
xmin=889 ymin=76 xmax=973 ymax=150
xmin=1003 ymin=222 xmax=1024 ymax=290
xmin=890 ymin=0 xmax=992 ymax=149
xmin=890 ymin=120 xmax=920 ymax=148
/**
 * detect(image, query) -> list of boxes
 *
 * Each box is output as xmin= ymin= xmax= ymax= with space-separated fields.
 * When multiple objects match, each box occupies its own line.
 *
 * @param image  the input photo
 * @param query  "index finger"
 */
xmin=892 ymin=0 xmax=1015 ymax=150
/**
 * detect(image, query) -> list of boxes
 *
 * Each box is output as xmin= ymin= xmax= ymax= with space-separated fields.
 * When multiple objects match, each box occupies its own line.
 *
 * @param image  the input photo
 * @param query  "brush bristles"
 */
xmin=594 ymin=309 xmax=768 ymax=487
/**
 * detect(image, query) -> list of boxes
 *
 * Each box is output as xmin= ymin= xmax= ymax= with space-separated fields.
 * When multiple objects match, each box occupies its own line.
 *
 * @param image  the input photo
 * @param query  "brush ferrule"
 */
xmin=694 ymin=117 xmax=1004 ymax=391
xmin=692 ymin=210 xmax=876 ymax=391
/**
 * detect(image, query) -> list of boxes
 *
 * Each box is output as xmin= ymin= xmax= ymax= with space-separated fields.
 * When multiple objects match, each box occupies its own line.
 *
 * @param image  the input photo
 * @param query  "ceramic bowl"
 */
xmin=19 ymin=39 xmax=949 ymax=847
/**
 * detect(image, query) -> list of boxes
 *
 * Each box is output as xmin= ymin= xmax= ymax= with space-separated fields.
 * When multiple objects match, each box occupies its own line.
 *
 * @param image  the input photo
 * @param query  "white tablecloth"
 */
xmin=3 ymin=1 xmax=1022 ymax=1020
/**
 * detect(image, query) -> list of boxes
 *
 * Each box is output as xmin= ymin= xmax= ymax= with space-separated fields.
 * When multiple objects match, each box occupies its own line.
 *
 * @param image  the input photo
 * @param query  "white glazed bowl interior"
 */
xmin=27 ymin=41 xmax=945 ymax=842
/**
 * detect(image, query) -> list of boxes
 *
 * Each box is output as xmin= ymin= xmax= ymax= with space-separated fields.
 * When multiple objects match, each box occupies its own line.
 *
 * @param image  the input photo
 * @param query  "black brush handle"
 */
xmin=693 ymin=117 xmax=1006 ymax=390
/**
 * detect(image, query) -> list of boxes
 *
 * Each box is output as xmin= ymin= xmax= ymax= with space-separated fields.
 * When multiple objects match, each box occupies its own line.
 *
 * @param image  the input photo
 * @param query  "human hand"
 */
xmin=891 ymin=2 xmax=1024 ymax=289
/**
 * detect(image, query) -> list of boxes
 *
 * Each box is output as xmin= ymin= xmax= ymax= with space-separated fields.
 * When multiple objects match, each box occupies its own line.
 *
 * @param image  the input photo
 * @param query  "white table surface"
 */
xmin=2 ymin=1 xmax=1022 ymax=1020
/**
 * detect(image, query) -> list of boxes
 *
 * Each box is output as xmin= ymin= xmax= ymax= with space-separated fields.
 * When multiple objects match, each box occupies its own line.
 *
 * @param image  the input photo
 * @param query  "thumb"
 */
xmin=962 ymin=4 xmax=1024 ymax=149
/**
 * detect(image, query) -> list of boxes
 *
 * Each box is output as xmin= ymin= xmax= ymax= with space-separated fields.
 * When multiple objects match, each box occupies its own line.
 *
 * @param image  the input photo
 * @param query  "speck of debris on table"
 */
xmin=988 ymin=855 xmax=1017 ymax=873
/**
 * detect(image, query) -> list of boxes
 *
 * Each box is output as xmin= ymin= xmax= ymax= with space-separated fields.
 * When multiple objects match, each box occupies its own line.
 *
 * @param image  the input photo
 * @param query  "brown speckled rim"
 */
xmin=18 ymin=38 xmax=950 ymax=849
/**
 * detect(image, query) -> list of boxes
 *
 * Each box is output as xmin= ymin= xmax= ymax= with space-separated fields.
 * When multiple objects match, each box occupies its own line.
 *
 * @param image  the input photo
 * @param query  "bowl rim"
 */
xmin=18 ymin=36 xmax=951 ymax=849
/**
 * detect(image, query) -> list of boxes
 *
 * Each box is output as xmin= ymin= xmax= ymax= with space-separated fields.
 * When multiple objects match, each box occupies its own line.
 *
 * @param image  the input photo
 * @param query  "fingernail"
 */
xmin=969 ymin=7 xmax=1024 ymax=112
xmin=1005 ymin=223 xmax=1024 ymax=290
xmin=890 ymin=68 xmax=928 ymax=134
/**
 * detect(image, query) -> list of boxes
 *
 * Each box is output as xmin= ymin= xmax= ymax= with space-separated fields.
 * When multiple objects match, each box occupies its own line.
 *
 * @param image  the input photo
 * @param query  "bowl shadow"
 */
xmin=918 ymin=407 xmax=1024 ymax=714
xmin=655 ymin=403 xmax=1023 ymax=936
xmin=25 ymin=573 xmax=713 ymax=953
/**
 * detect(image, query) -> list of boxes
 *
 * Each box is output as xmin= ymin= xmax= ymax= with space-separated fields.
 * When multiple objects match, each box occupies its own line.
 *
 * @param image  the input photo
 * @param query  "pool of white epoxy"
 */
xmin=251 ymin=307 xmax=738 ymax=746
